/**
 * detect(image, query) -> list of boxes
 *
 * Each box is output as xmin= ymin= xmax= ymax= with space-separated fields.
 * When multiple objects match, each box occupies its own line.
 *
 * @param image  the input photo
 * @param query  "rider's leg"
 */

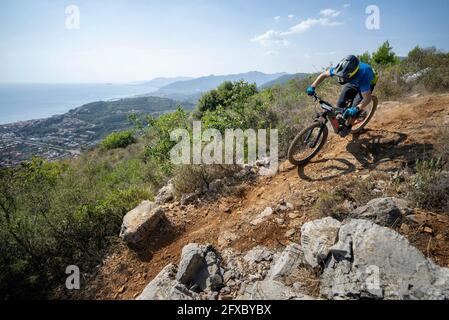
xmin=336 ymin=83 xmax=360 ymax=109
xmin=336 ymin=84 xmax=360 ymax=137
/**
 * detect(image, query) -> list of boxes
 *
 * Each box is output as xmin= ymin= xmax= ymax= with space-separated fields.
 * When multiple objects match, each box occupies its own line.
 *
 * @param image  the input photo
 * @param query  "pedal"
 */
xmin=338 ymin=126 xmax=352 ymax=137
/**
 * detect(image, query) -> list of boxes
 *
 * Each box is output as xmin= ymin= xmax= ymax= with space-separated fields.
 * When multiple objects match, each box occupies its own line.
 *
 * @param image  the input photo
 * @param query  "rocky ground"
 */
xmin=66 ymin=93 xmax=449 ymax=300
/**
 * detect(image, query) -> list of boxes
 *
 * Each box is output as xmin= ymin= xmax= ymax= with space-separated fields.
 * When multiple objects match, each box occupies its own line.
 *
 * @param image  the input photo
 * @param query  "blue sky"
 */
xmin=0 ymin=0 xmax=448 ymax=83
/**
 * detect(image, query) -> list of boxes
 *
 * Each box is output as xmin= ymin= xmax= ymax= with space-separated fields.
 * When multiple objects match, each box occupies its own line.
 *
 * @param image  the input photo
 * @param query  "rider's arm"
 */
xmin=311 ymin=70 xmax=331 ymax=88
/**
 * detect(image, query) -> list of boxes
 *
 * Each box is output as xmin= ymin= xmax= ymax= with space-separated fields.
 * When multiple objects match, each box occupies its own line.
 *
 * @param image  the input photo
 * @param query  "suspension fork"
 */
xmin=304 ymin=120 xmax=326 ymax=148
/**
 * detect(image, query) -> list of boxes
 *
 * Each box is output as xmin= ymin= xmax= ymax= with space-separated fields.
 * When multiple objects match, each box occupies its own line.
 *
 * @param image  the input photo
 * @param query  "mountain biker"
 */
xmin=306 ymin=55 xmax=378 ymax=137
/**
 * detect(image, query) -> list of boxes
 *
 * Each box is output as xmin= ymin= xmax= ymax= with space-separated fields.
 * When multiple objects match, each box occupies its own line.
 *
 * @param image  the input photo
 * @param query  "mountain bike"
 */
xmin=287 ymin=93 xmax=378 ymax=166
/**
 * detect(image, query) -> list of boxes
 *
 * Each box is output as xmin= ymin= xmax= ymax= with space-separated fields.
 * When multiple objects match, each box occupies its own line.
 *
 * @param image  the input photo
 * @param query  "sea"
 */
xmin=0 ymin=83 xmax=158 ymax=125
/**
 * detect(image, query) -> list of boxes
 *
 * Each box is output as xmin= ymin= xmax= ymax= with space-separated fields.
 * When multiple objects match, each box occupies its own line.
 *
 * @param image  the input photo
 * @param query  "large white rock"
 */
xmin=119 ymin=201 xmax=165 ymax=250
xmin=350 ymin=197 xmax=411 ymax=227
xmin=301 ymin=217 xmax=341 ymax=269
xmin=137 ymin=264 xmax=200 ymax=300
xmin=137 ymin=264 xmax=177 ymax=300
xmin=316 ymin=219 xmax=449 ymax=300
xmin=269 ymin=244 xmax=303 ymax=284
xmin=176 ymin=244 xmax=207 ymax=286
xmin=243 ymin=246 xmax=274 ymax=264
xmin=176 ymin=243 xmax=223 ymax=292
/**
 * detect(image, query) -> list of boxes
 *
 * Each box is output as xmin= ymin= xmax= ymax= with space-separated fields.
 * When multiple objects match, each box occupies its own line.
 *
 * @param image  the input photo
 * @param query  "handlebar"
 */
xmin=311 ymin=93 xmax=330 ymax=107
xmin=310 ymin=92 xmax=345 ymax=114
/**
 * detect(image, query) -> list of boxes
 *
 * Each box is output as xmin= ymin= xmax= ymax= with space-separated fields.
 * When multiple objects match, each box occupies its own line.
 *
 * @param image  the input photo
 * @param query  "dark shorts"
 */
xmin=336 ymin=83 xmax=376 ymax=109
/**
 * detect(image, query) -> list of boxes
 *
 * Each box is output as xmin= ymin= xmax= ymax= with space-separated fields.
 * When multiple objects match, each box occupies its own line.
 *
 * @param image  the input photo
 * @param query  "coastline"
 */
xmin=0 ymin=83 xmax=158 ymax=125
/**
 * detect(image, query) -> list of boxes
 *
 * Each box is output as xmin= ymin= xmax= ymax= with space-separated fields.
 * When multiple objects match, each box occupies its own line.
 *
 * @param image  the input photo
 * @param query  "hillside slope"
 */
xmin=74 ymin=93 xmax=449 ymax=300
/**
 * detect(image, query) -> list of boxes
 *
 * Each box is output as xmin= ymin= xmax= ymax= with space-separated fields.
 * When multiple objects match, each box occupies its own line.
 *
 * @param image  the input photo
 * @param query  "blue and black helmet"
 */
xmin=334 ymin=55 xmax=360 ymax=84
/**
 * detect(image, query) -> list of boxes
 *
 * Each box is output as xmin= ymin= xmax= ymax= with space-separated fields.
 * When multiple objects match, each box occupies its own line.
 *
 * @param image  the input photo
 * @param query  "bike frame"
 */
xmin=312 ymin=94 xmax=345 ymax=134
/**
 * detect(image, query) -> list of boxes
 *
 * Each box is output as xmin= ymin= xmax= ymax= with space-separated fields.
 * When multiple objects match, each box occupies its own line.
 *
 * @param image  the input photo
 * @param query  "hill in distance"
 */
xmin=157 ymin=71 xmax=287 ymax=94
xmin=149 ymin=71 xmax=292 ymax=103
xmin=259 ymin=73 xmax=309 ymax=89
xmin=18 ymin=96 xmax=194 ymax=140
xmin=143 ymin=77 xmax=195 ymax=89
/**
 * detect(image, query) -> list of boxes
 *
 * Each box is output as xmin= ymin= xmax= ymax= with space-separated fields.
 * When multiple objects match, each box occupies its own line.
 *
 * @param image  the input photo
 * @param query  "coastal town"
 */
xmin=0 ymin=96 xmax=188 ymax=167
xmin=0 ymin=119 xmax=89 ymax=166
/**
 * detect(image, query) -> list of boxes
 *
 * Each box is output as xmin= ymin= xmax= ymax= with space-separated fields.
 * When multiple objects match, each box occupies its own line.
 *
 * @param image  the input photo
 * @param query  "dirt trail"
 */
xmin=76 ymin=94 xmax=449 ymax=300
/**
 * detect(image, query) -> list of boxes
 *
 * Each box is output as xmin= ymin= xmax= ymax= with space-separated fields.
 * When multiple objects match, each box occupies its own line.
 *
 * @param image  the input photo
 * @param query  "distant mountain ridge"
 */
xmin=145 ymin=71 xmax=291 ymax=103
xmin=156 ymin=71 xmax=286 ymax=94
xmin=143 ymin=77 xmax=194 ymax=89
xmin=259 ymin=73 xmax=309 ymax=89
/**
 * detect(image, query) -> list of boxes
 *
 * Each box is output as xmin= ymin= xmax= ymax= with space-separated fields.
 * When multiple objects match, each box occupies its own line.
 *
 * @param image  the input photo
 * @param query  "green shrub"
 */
xmin=375 ymin=65 xmax=406 ymax=100
xmin=100 ymin=130 xmax=136 ymax=150
xmin=143 ymin=107 xmax=191 ymax=175
xmin=0 ymin=156 xmax=152 ymax=299
xmin=372 ymin=41 xmax=400 ymax=66
xmin=358 ymin=51 xmax=372 ymax=64
xmin=408 ymin=158 xmax=449 ymax=213
xmin=435 ymin=127 xmax=449 ymax=170
xmin=196 ymin=80 xmax=258 ymax=116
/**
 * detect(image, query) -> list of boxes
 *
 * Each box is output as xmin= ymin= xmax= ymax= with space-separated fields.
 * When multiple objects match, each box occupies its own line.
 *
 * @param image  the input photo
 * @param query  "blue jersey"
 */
xmin=330 ymin=62 xmax=378 ymax=93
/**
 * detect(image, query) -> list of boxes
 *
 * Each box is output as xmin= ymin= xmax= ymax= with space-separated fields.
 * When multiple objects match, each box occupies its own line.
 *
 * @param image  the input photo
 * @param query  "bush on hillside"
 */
xmin=407 ymin=127 xmax=449 ymax=214
xmin=100 ymin=130 xmax=136 ymax=150
xmin=372 ymin=41 xmax=400 ymax=66
xmin=405 ymin=46 xmax=449 ymax=92
xmin=172 ymin=164 xmax=240 ymax=196
xmin=408 ymin=158 xmax=449 ymax=214
xmin=195 ymin=80 xmax=258 ymax=117
xmin=0 ymin=156 xmax=152 ymax=299
xmin=358 ymin=51 xmax=372 ymax=64
xmin=143 ymin=107 xmax=191 ymax=174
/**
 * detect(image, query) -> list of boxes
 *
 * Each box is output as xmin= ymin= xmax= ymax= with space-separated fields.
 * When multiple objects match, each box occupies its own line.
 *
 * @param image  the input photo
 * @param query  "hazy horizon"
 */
xmin=0 ymin=70 xmax=290 ymax=85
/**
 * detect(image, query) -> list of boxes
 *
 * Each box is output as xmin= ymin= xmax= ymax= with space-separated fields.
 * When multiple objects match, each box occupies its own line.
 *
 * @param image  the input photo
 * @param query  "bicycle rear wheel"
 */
xmin=288 ymin=122 xmax=328 ymax=166
xmin=351 ymin=95 xmax=378 ymax=133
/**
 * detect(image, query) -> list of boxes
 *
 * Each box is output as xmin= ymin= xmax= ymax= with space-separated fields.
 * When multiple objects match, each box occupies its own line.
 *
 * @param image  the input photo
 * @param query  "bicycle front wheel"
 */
xmin=288 ymin=122 xmax=328 ymax=166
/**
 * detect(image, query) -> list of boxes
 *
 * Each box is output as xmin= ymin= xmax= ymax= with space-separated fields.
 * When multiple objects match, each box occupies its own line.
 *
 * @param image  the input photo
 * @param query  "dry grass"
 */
xmin=172 ymin=164 xmax=241 ymax=196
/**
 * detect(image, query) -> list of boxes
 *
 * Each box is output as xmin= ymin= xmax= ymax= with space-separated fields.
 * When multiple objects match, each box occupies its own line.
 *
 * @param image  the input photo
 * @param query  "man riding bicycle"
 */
xmin=306 ymin=55 xmax=378 ymax=137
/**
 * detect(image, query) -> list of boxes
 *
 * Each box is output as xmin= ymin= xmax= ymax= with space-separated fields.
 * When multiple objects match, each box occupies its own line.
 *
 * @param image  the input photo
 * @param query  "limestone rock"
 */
xmin=155 ymin=183 xmax=174 ymax=204
xmin=350 ymin=197 xmax=411 ymax=227
xmin=269 ymin=244 xmax=303 ymax=284
xmin=301 ymin=217 xmax=341 ymax=269
xmin=136 ymin=264 xmax=178 ymax=300
xmin=119 ymin=201 xmax=165 ymax=250
xmin=243 ymin=246 xmax=274 ymax=264
xmin=320 ymin=219 xmax=449 ymax=300
xmin=176 ymin=243 xmax=207 ymax=286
